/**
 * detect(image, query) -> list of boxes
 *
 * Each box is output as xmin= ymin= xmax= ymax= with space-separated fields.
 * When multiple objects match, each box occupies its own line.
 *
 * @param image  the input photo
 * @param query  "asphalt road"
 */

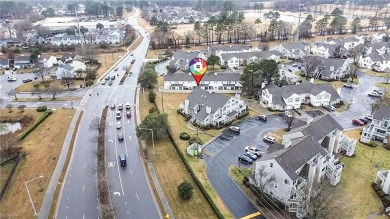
xmin=57 ymin=10 xmax=160 ymax=219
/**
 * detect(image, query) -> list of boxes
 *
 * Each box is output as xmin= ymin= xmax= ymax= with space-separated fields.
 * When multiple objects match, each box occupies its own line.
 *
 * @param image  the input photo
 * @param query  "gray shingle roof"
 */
xmin=210 ymin=45 xmax=251 ymax=53
xmin=221 ymin=51 xmax=280 ymax=61
xmin=369 ymin=52 xmax=386 ymax=62
xmin=61 ymin=64 xmax=74 ymax=71
xmin=291 ymin=114 xmax=344 ymax=142
xmin=373 ymin=105 xmax=390 ymax=120
xmin=319 ymin=59 xmax=346 ymax=77
xmin=14 ymin=55 xmax=30 ymax=61
xmin=259 ymin=136 xmax=328 ymax=181
xmin=164 ymin=71 xmax=241 ymax=82
xmin=187 ymin=88 xmax=231 ymax=114
xmin=282 ymin=42 xmax=307 ymax=51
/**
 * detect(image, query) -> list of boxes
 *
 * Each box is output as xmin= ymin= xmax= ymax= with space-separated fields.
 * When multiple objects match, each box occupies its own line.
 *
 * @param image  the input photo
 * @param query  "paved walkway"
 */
xmin=135 ymin=86 xmax=175 ymax=219
xmin=39 ymin=109 xmax=82 ymax=219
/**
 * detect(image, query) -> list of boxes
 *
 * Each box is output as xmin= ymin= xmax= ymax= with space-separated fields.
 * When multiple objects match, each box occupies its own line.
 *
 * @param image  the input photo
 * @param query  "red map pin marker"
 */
xmin=189 ymin=58 xmax=208 ymax=86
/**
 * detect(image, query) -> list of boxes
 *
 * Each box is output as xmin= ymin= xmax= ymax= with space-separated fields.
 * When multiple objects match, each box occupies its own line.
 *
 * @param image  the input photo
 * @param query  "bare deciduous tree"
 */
xmin=308 ymin=181 xmax=352 ymax=219
xmin=17 ymin=104 xmax=26 ymax=112
xmin=7 ymin=89 xmax=18 ymax=100
xmin=76 ymin=44 xmax=98 ymax=63
xmin=45 ymin=85 xmax=64 ymax=99
xmin=284 ymin=115 xmax=295 ymax=131
xmin=303 ymin=57 xmax=323 ymax=78
xmin=347 ymin=64 xmax=359 ymax=82
xmin=370 ymin=98 xmax=384 ymax=114
xmin=253 ymin=164 xmax=276 ymax=192
xmin=5 ymin=104 xmax=13 ymax=113
xmin=32 ymin=84 xmax=43 ymax=100
xmin=0 ymin=133 xmax=19 ymax=156
xmin=34 ymin=68 xmax=47 ymax=82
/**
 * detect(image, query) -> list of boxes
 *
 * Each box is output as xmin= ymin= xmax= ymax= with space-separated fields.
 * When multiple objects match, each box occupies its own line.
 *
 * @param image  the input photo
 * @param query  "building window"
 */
xmin=288 ymin=98 xmax=293 ymax=103
xmin=324 ymin=94 xmax=330 ymax=99
xmin=317 ymin=95 xmax=322 ymax=100
xmin=295 ymin=97 xmax=300 ymax=102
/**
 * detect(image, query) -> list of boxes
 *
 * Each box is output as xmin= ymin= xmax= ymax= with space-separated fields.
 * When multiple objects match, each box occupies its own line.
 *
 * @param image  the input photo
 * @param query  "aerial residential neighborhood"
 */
xmin=0 ymin=1 xmax=389 ymax=219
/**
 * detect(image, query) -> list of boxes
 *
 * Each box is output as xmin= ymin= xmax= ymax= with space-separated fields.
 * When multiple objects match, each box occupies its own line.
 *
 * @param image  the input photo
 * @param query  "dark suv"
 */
xmin=238 ymin=154 xmax=253 ymax=165
xmin=119 ymin=154 xmax=127 ymax=166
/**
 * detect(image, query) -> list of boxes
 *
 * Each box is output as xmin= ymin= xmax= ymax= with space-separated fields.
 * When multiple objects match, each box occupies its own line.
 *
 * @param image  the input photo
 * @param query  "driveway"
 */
xmin=203 ymin=116 xmax=289 ymax=219
xmin=154 ymin=60 xmax=169 ymax=75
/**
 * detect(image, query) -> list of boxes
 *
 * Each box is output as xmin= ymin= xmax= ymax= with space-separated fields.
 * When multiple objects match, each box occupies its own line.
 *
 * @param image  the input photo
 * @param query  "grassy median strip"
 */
xmin=48 ymin=110 xmax=84 ymax=219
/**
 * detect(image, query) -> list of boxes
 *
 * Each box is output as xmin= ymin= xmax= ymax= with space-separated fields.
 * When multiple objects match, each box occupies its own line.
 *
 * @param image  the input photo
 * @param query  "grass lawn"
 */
xmin=335 ymin=101 xmax=350 ymax=113
xmin=339 ymin=129 xmax=390 ymax=219
xmin=376 ymin=82 xmax=390 ymax=99
xmin=96 ymin=52 xmax=126 ymax=79
xmin=267 ymin=129 xmax=286 ymax=144
xmin=0 ymin=108 xmax=75 ymax=217
xmin=0 ymin=159 xmax=18 ymax=191
xmin=137 ymin=18 xmax=155 ymax=34
xmin=361 ymin=69 xmax=390 ymax=78
xmin=129 ymin=34 xmax=144 ymax=52
xmin=15 ymin=79 xmax=84 ymax=92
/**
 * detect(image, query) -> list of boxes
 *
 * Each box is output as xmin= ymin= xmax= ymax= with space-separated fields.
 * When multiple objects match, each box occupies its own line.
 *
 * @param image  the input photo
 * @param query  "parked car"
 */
xmin=284 ymin=111 xmax=293 ymax=117
xmin=111 ymin=104 xmax=115 ymax=110
xmin=22 ymin=79 xmax=32 ymax=83
xmin=118 ymin=133 xmax=124 ymax=141
xmin=358 ymin=117 xmax=368 ymax=124
xmin=364 ymin=114 xmax=373 ymax=120
xmin=111 ymin=75 xmax=116 ymax=80
xmin=105 ymin=76 xmax=110 ymax=80
xmin=119 ymin=154 xmax=127 ymax=166
xmin=352 ymin=119 xmax=364 ymax=126
xmin=263 ymin=136 xmax=276 ymax=144
xmin=101 ymin=80 xmax=106 ymax=85
xmin=323 ymin=105 xmax=336 ymax=112
xmin=108 ymin=80 xmax=113 ymax=86
xmin=238 ymin=154 xmax=253 ymax=165
xmin=118 ymin=103 xmax=123 ymax=110
xmin=368 ymin=90 xmax=382 ymax=97
xmin=229 ymin=126 xmax=240 ymax=134
xmin=258 ymin=115 xmax=267 ymax=122
xmin=125 ymin=102 xmax=131 ymax=109
xmin=343 ymin=83 xmax=353 ymax=89
xmin=288 ymin=69 xmax=292 ymax=72
xmin=244 ymin=151 xmax=258 ymax=160
xmin=116 ymin=121 xmax=122 ymax=129
xmin=114 ymin=67 xmax=118 ymax=71
xmin=245 ymin=146 xmax=262 ymax=156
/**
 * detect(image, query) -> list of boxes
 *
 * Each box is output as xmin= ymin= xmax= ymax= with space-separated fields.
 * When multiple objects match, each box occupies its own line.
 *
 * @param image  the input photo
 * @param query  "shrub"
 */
xmin=36 ymin=106 xmax=48 ymax=112
xmin=177 ymin=180 xmax=194 ymax=200
xmin=148 ymin=90 xmax=156 ymax=103
xmin=371 ymin=182 xmax=378 ymax=187
xmin=189 ymin=137 xmax=202 ymax=145
xmin=19 ymin=110 xmax=52 ymax=140
xmin=243 ymin=176 xmax=249 ymax=187
xmin=179 ymin=132 xmax=190 ymax=140
xmin=149 ymin=107 xmax=158 ymax=114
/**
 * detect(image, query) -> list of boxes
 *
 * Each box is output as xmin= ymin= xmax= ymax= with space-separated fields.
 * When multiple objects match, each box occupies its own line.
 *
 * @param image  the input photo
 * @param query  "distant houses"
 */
xmin=169 ymin=51 xmax=207 ymax=71
xmin=38 ymin=55 xmax=58 ymax=68
xmin=14 ymin=55 xmax=32 ymax=69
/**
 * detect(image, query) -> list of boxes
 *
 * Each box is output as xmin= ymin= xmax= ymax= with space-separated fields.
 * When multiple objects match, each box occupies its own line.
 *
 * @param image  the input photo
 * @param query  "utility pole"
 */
xmin=75 ymin=9 xmax=84 ymax=49
xmin=296 ymin=3 xmax=304 ymax=41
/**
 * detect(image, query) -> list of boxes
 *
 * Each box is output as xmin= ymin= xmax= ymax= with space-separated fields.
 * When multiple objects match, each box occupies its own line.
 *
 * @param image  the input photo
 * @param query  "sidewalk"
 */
xmin=135 ymin=86 xmax=175 ymax=219
xmin=39 ymin=109 xmax=82 ymax=219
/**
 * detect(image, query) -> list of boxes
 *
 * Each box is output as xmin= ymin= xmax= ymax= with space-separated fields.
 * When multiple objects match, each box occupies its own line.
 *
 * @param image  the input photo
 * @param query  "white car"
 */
xmin=285 ymin=111 xmax=293 ymax=117
xmin=116 ymin=111 xmax=121 ymax=119
xmin=229 ymin=126 xmax=240 ymax=134
xmin=244 ymin=146 xmax=262 ymax=156
xmin=263 ymin=135 xmax=276 ymax=144
xmin=363 ymin=114 xmax=373 ymax=120
xmin=125 ymin=102 xmax=131 ymax=109
xmin=101 ymin=80 xmax=106 ymax=85
xmin=116 ymin=121 xmax=121 ymax=129
xmin=118 ymin=104 xmax=123 ymax=110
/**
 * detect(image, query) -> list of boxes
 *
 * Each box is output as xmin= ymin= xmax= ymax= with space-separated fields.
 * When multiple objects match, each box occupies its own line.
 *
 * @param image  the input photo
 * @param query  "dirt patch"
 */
xmin=137 ymin=18 xmax=155 ymax=34
xmin=0 ymin=108 xmax=75 ymax=218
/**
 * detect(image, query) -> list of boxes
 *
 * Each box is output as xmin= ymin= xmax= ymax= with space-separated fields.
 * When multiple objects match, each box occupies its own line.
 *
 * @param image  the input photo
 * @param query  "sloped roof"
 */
xmin=282 ymin=42 xmax=307 ymax=51
xmin=373 ymin=105 xmax=390 ymax=120
xmin=14 ymin=55 xmax=30 ymax=61
xmin=164 ymin=71 xmax=241 ymax=82
xmin=290 ymin=114 xmax=344 ymax=142
xmin=186 ymin=88 xmax=231 ymax=114
xmin=210 ymin=45 xmax=251 ymax=53
xmin=319 ymin=58 xmax=346 ymax=77
xmin=260 ymin=136 xmax=328 ymax=181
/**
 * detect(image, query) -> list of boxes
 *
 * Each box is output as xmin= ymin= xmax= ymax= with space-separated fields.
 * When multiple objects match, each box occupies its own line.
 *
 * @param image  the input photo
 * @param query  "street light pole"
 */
xmin=25 ymin=175 xmax=43 ymax=215
xmin=139 ymin=128 xmax=155 ymax=155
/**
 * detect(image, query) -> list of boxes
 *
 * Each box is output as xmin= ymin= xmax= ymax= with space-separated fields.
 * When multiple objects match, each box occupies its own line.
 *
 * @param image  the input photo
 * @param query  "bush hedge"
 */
xmin=36 ymin=106 xmax=48 ymax=112
xmin=179 ymin=132 xmax=190 ymax=140
xmin=189 ymin=137 xmax=202 ymax=145
xmin=20 ymin=109 xmax=52 ymax=140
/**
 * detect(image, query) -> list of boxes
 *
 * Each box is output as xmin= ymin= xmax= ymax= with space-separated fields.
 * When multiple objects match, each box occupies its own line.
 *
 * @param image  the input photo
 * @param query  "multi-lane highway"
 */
xmin=56 ymin=10 xmax=160 ymax=219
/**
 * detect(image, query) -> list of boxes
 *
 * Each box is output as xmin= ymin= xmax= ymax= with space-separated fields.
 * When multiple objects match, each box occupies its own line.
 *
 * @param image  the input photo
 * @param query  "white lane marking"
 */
xmin=82 ymin=185 xmax=85 ymax=192
xmin=136 ymin=192 xmax=139 ymax=200
xmin=84 ymin=162 xmax=86 ymax=168
xmin=113 ymin=192 xmax=121 ymax=196
xmin=125 ymin=202 xmax=127 ymax=205
xmin=83 ymin=214 xmax=85 ymax=219
xmin=113 ymin=117 xmax=125 ymax=196
xmin=129 ymin=169 xmax=132 ymax=175
xmin=108 ymin=139 xmax=113 ymax=142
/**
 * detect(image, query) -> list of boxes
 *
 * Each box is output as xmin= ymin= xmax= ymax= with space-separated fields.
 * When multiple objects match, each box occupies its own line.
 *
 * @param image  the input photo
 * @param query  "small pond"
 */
xmin=0 ymin=122 xmax=22 ymax=135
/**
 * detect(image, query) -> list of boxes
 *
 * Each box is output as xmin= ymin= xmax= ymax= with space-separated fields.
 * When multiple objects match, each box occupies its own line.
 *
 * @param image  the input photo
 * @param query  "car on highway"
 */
xmin=114 ymin=67 xmax=118 ymax=71
xmin=244 ymin=151 xmax=258 ymax=160
xmin=118 ymin=133 xmax=124 ymax=141
xmin=229 ymin=126 xmax=240 ymax=134
xmin=343 ymin=83 xmax=353 ymax=89
xmin=111 ymin=104 xmax=115 ymax=110
xmin=238 ymin=154 xmax=253 ymax=165
xmin=258 ymin=115 xmax=267 ymax=122
xmin=263 ymin=135 xmax=276 ymax=144
xmin=126 ymin=111 xmax=131 ymax=118
xmin=116 ymin=121 xmax=122 ymax=129
xmin=119 ymin=154 xmax=127 ymax=166
xmin=118 ymin=103 xmax=123 ymax=110
xmin=111 ymin=75 xmax=116 ymax=80
xmin=105 ymin=76 xmax=110 ymax=80
xmin=245 ymin=146 xmax=262 ymax=156
xmin=108 ymin=80 xmax=113 ymax=86
xmin=285 ymin=110 xmax=293 ymax=117
xmin=352 ymin=119 xmax=364 ymax=126
xmin=116 ymin=111 xmax=121 ymax=119
xmin=125 ymin=102 xmax=131 ymax=109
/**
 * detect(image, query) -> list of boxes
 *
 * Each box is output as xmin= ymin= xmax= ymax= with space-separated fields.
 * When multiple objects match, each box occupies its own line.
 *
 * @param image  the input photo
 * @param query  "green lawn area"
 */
xmin=361 ymin=69 xmax=390 ymax=78
xmin=339 ymin=129 xmax=390 ymax=219
xmin=15 ymin=79 xmax=84 ymax=92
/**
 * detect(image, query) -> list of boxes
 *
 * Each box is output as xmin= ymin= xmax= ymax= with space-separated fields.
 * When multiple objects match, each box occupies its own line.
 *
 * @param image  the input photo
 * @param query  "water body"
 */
xmin=0 ymin=122 xmax=22 ymax=135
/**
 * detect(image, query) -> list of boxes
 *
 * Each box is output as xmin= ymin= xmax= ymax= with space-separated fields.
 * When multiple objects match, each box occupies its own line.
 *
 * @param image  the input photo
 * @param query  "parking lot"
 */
xmin=203 ymin=115 xmax=288 ymax=219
